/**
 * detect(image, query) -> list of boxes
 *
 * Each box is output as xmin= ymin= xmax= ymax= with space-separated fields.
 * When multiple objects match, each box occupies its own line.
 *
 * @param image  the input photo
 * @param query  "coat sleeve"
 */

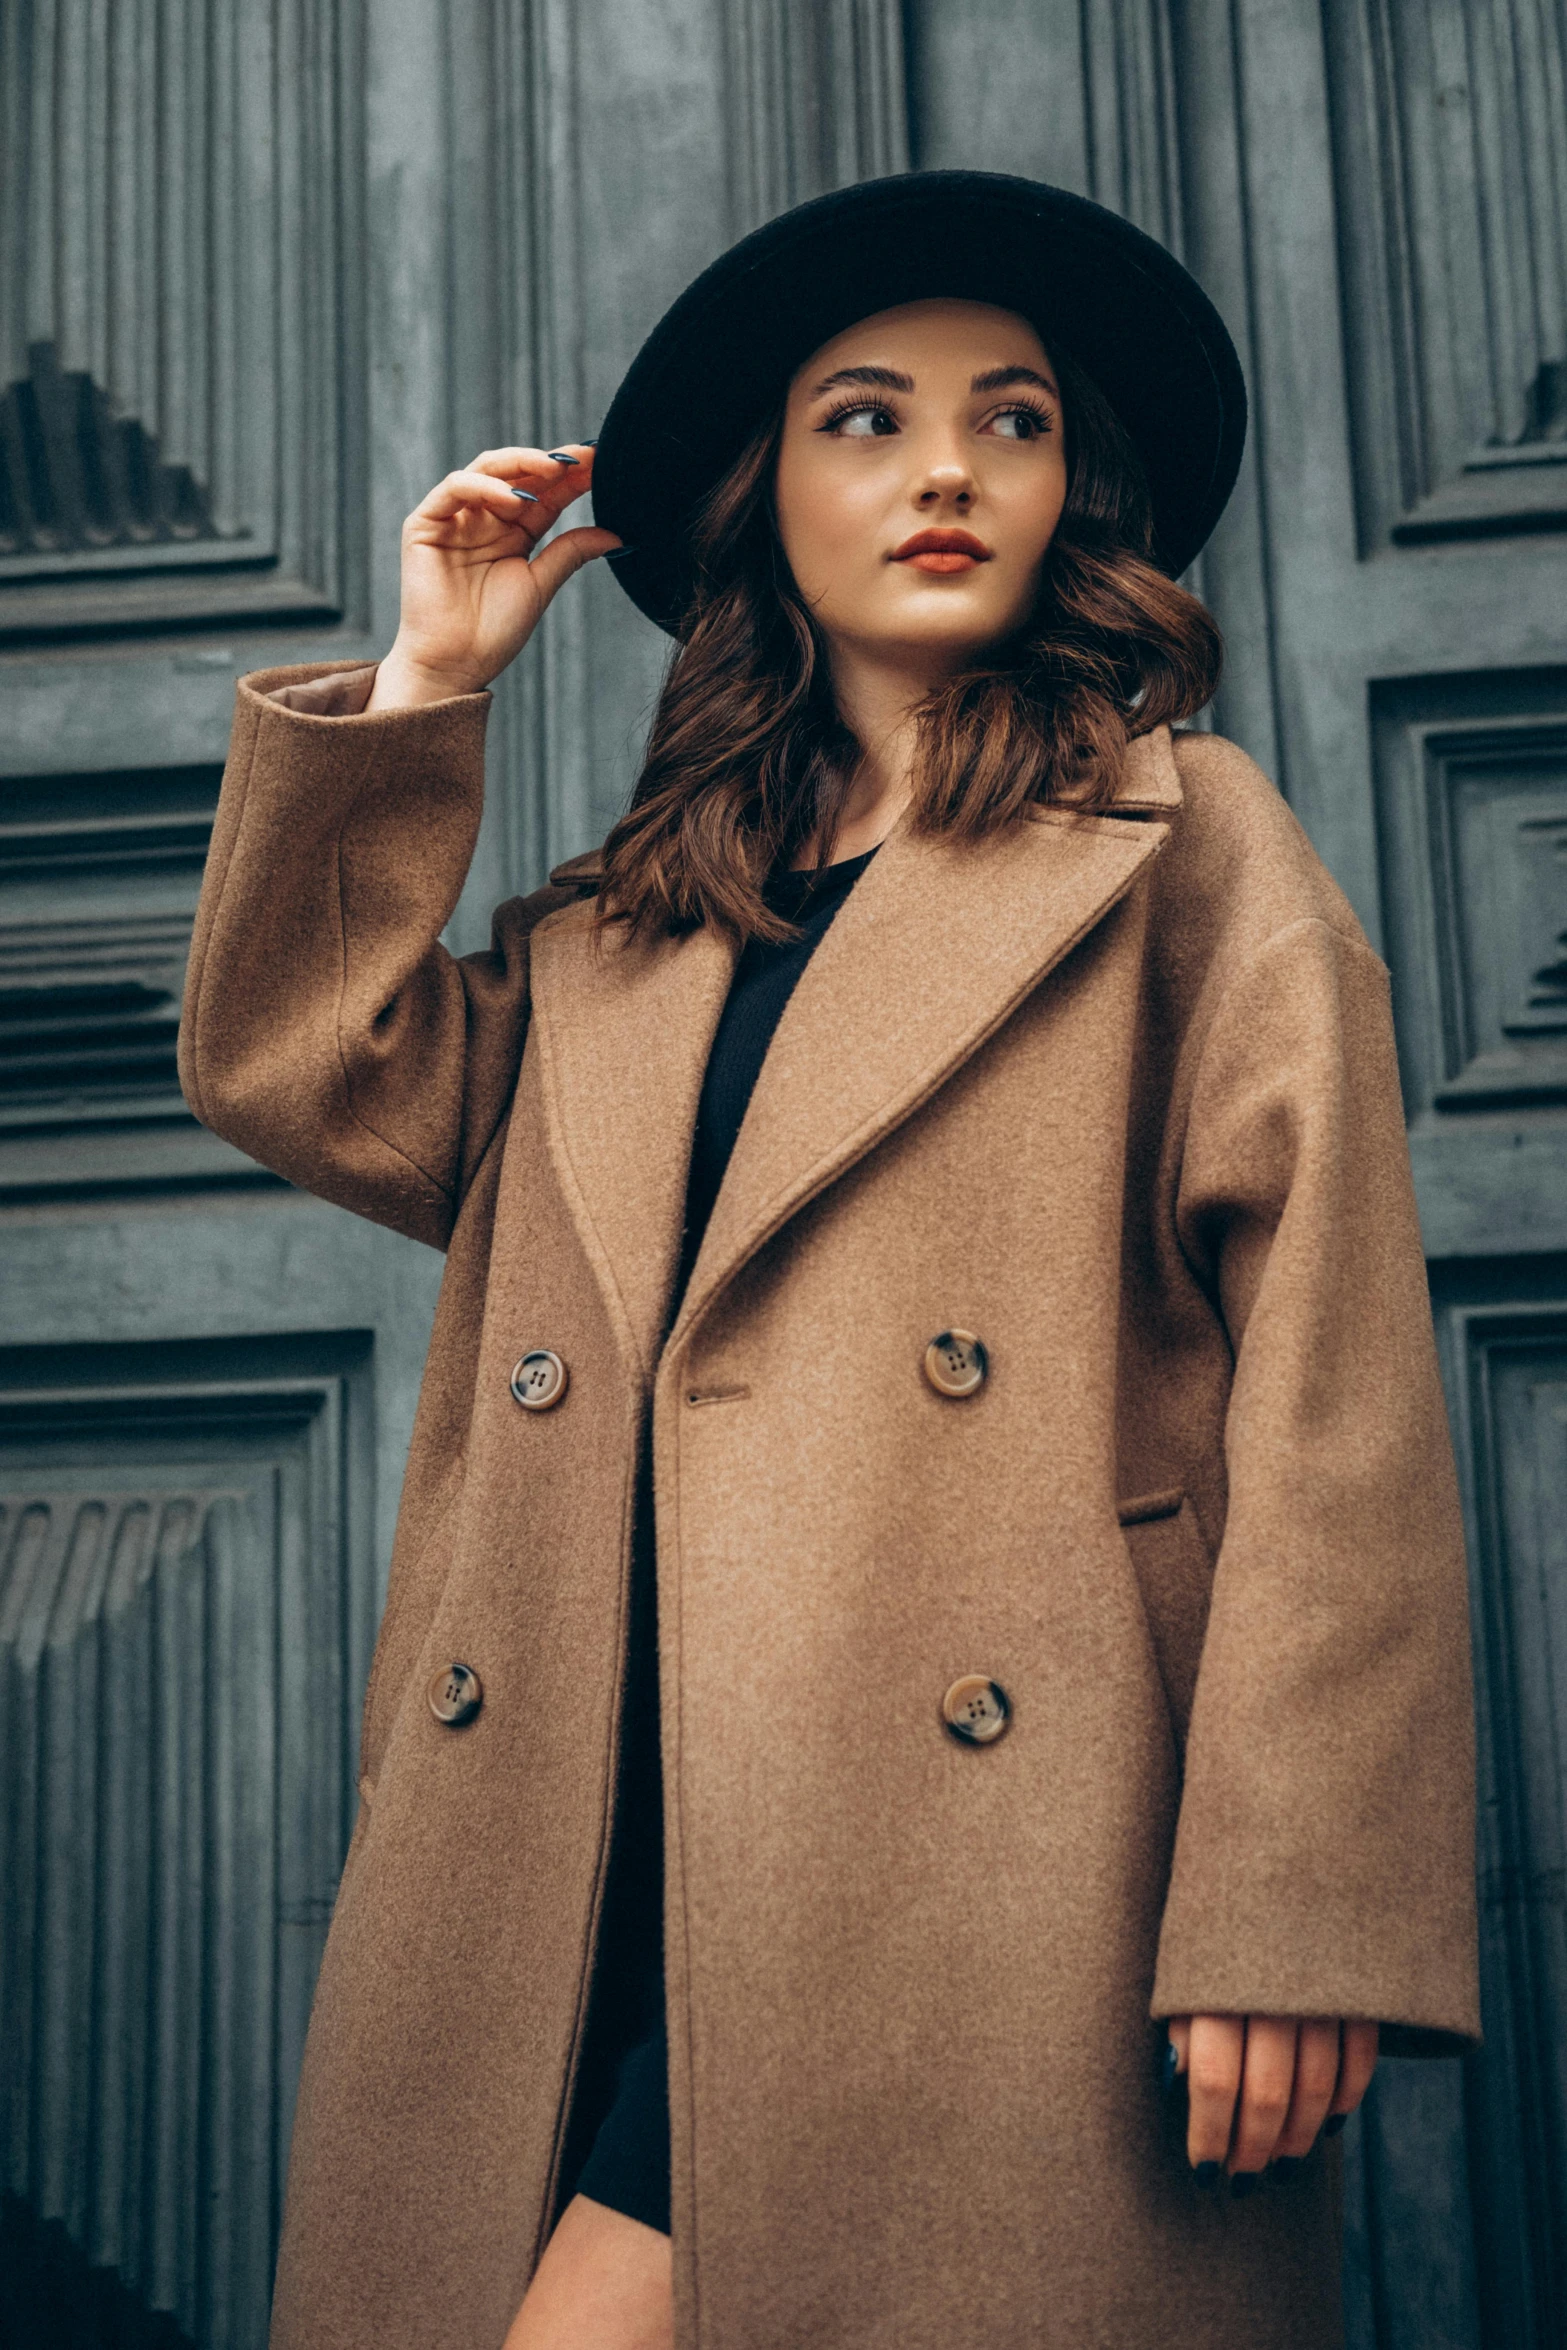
xmin=1152 ymin=913 xmax=1481 ymax=2054
xmin=177 ymin=661 xmax=572 ymax=1249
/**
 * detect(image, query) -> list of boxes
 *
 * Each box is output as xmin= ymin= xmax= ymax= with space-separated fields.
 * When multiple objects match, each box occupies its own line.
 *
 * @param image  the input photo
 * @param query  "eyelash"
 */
xmin=816 ymin=396 xmax=1056 ymax=439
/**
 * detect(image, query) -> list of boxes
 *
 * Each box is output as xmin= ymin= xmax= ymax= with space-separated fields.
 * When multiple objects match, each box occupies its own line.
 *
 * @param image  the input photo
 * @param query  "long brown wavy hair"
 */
xmin=597 ymin=344 xmax=1222 ymax=942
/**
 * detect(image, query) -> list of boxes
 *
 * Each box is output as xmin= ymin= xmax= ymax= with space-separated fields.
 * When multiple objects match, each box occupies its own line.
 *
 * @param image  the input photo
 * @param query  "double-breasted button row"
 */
xmin=428 ymin=1654 xmax=1009 ymax=1748
xmin=512 ymin=1338 xmax=987 ymax=1407
xmin=511 ymin=1348 xmax=569 ymax=1411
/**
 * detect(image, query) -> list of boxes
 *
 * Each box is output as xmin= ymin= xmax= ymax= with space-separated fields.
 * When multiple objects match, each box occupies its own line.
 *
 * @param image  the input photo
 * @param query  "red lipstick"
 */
xmin=890 ymin=527 xmax=993 ymax=574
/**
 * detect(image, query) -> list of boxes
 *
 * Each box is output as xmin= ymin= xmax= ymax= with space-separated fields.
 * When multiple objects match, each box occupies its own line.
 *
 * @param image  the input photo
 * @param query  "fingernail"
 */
xmin=1324 ymin=2113 xmax=1348 ymax=2138
xmin=581 ymin=437 xmax=597 ymax=447
xmin=1194 ymin=2161 xmax=1223 ymax=2192
xmin=1230 ymin=2171 xmax=1261 ymax=2200
xmin=547 ymin=451 xmax=579 ymax=464
xmin=1271 ymin=2157 xmax=1302 ymax=2180
xmin=1161 ymin=2042 xmax=1180 ymax=2096
xmin=603 ymin=546 xmax=639 ymax=561
xmin=509 ymin=487 xmax=541 ymax=503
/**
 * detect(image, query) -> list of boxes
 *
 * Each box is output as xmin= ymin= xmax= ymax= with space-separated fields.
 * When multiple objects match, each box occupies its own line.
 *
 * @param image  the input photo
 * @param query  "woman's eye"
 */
xmin=991 ymin=406 xmax=1053 ymax=441
xmin=827 ymin=405 xmax=897 ymax=437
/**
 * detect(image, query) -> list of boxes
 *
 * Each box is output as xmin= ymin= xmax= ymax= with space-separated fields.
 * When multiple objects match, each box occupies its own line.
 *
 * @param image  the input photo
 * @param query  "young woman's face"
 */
xmin=773 ymin=298 xmax=1068 ymax=672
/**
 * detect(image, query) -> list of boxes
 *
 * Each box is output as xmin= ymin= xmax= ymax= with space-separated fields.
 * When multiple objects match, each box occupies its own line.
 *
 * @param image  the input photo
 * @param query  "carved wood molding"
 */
xmin=1079 ymin=0 xmax=1184 ymax=252
xmin=0 ymin=1336 xmax=375 ymax=2350
xmin=0 ymin=764 xmax=276 ymax=1198
xmin=1325 ymin=0 xmax=1567 ymax=549
xmin=722 ymin=0 xmax=909 ymax=235
xmin=1440 ymin=1291 xmax=1567 ymax=2344
xmin=1372 ymin=673 xmax=1567 ymax=1121
xmin=0 ymin=0 xmax=367 ymax=643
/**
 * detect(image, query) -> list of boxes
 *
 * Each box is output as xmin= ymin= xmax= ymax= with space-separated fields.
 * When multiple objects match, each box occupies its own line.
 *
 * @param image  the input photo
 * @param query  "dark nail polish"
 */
xmin=509 ymin=487 xmax=541 ymax=503
xmin=1194 ymin=2161 xmax=1223 ymax=2192
xmin=546 ymin=451 xmax=579 ymax=464
xmin=582 ymin=437 xmax=597 ymax=446
xmin=1230 ymin=2171 xmax=1261 ymax=2200
xmin=1161 ymin=2041 xmax=1180 ymax=2096
xmin=1271 ymin=2157 xmax=1302 ymax=2180
xmin=1324 ymin=2113 xmax=1348 ymax=2138
xmin=603 ymin=546 xmax=639 ymax=561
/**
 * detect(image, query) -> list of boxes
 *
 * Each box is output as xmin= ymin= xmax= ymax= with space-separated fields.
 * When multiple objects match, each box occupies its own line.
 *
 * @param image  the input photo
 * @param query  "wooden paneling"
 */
xmin=1429 ymin=1277 xmax=1567 ymax=2348
xmin=0 ymin=760 xmax=273 ymax=1197
xmin=0 ymin=1336 xmax=376 ymax=2350
xmin=1372 ymin=672 xmax=1567 ymax=1256
xmin=1373 ymin=680 xmax=1567 ymax=1115
xmin=1323 ymin=0 xmax=1567 ymax=548
xmin=0 ymin=1 xmax=1561 ymax=2342
xmin=721 ymin=0 xmax=907 ymax=226
xmin=0 ymin=0 xmax=367 ymax=645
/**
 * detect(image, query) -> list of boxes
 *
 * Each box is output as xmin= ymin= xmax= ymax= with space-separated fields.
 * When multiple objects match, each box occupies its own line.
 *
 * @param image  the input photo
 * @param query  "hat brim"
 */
xmin=592 ymin=171 xmax=1246 ymax=637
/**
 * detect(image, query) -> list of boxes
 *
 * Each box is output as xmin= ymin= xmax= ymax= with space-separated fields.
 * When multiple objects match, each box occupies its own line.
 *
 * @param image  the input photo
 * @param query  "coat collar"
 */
xmin=531 ymin=726 xmax=1180 ymax=1380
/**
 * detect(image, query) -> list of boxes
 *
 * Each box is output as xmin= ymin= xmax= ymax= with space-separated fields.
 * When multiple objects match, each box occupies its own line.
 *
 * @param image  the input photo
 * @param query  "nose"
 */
xmin=914 ymin=435 xmax=975 ymax=512
xmin=917 ymin=464 xmax=974 ymax=511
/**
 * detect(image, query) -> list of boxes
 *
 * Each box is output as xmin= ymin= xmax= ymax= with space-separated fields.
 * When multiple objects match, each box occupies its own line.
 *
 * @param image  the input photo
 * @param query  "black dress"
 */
xmin=555 ymin=845 xmax=879 ymax=2235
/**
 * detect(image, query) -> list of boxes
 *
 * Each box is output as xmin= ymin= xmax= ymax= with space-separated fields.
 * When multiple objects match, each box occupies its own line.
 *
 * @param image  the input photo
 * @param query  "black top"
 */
xmin=555 ymin=842 xmax=880 ymax=2221
xmin=674 ymin=845 xmax=880 ymax=1302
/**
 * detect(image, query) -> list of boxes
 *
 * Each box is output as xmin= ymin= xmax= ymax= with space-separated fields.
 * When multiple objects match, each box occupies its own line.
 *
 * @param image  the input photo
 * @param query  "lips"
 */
xmin=891 ymin=528 xmax=993 ymax=574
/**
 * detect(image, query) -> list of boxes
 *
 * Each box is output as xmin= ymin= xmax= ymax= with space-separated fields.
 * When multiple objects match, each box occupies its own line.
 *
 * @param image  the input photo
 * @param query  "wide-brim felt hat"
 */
xmin=592 ymin=169 xmax=1247 ymax=636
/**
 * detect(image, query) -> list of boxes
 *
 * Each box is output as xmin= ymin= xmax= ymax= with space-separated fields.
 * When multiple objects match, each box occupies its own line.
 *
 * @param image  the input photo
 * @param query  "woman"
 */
xmin=178 ymin=173 xmax=1479 ymax=2350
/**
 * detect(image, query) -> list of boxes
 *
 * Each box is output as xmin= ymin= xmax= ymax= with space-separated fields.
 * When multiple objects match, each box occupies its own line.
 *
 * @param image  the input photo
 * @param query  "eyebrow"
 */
xmin=806 ymin=361 xmax=1060 ymax=399
xmin=808 ymin=365 xmax=915 ymax=396
xmin=969 ymin=364 xmax=1059 ymax=398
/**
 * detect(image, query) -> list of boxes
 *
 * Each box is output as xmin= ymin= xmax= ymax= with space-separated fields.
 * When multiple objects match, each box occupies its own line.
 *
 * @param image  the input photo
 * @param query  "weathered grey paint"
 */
xmin=0 ymin=4 xmax=1561 ymax=2344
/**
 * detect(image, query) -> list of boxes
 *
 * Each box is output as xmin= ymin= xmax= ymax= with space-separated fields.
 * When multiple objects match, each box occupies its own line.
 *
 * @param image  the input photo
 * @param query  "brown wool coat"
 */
xmin=179 ymin=660 xmax=1481 ymax=2350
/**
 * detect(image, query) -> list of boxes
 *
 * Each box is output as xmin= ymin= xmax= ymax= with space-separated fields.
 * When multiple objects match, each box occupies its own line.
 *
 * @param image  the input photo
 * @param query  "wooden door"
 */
xmin=3 ymin=2 xmax=1560 ymax=2344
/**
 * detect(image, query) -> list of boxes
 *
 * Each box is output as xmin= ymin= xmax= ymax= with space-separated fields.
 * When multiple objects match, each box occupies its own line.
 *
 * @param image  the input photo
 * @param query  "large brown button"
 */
xmin=428 ymin=1661 xmax=483 ymax=1727
xmin=511 ymin=1349 xmax=569 ymax=1411
xmin=942 ymin=1675 xmax=1010 ymax=1744
xmin=923 ymin=1330 xmax=988 ymax=1398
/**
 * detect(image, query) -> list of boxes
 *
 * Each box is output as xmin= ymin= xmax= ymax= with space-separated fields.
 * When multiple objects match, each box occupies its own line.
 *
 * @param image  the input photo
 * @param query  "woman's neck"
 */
xmin=791 ymin=640 xmax=947 ymax=868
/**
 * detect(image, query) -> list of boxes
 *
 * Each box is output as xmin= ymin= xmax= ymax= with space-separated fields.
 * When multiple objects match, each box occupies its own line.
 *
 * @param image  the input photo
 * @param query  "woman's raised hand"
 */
xmin=1165 ymin=2014 xmax=1379 ymax=2191
xmin=366 ymin=445 xmax=621 ymax=711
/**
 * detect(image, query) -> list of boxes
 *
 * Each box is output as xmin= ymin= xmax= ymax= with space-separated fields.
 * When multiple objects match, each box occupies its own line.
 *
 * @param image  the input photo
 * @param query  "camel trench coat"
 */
xmin=178 ymin=661 xmax=1480 ymax=2350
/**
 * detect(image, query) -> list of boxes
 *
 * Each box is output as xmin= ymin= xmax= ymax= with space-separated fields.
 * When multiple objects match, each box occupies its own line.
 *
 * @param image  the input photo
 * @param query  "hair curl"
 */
xmin=597 ymin=345 xmax=1222 ymax=942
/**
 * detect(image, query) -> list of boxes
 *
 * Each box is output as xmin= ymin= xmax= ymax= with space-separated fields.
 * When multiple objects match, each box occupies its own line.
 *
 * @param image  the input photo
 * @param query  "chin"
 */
xmin=881 ymin=608 xmax=1023 ymax=665
xmin=887 ymin=585 xmax=1028 ymax=639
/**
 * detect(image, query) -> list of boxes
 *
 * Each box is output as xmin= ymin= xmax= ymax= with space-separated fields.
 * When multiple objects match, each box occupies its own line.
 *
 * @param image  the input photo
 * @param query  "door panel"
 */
xmin=0 ymin=1215 xmax=443 ymax=2350
xmin=0 ymin=1335 xmax=375 ymax=2350
xmin=3 ymin=2 xmax=1561 ymax=2344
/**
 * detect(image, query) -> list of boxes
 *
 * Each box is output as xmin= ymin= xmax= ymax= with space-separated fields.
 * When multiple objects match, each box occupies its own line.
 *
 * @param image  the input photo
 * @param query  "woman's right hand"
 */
xmin=366 ymin=444 xmax=621 ymax=711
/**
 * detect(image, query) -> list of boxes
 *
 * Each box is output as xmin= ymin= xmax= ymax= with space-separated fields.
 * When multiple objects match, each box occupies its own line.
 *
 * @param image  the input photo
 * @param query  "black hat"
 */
xmin=592 ymin=169 xmax=1247 ymax=637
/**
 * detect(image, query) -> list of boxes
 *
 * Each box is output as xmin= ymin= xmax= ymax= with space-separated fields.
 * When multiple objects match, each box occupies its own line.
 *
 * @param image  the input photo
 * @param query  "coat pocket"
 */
xmin=1116 ymin=1489 xmax=1215 ymax=1750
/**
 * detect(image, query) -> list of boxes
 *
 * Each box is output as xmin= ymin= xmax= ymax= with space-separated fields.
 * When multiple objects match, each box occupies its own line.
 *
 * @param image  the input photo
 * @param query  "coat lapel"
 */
xmin=669 ymin=726 xmax=1183 ymax=1348
xmin=528 ymin=901 xmax=736 ymax=1382
xmin=531 ymin=724 xmax=1181 ymax=1376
